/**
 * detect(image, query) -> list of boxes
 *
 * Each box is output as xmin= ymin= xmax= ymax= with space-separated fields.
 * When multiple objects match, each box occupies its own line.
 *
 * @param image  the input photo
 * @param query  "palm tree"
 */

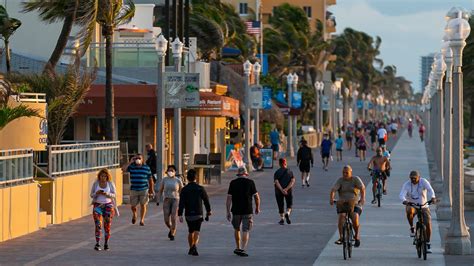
xmin=0 ymin=5 xmax=21 ymax=74
xmin=7 ymin=64 xmax=96 ymax=144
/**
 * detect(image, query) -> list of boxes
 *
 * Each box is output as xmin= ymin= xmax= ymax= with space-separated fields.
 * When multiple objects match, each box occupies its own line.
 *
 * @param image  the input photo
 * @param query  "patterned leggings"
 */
xmin=93 ymin=203 xmax=114 ymax=243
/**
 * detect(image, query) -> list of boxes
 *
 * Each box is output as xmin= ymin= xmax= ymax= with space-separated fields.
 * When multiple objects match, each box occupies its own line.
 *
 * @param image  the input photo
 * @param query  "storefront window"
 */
xmin=89 ymin=118 xmax=106 ymax=141
xmin=118 ymin=118 xmax=139 ymax=155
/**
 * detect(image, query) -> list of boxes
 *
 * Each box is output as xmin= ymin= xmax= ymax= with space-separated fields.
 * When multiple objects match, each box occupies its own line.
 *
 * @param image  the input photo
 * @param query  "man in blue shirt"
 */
xmin=123 ymin=154 xmax=154 ymax=226
xmin=320 ymin=134 xmax=332 ymax=171
xmin=270 ymin=128 xmax=280 ymax=160
xmin=335 ymin=134 xmax=344 ymax=161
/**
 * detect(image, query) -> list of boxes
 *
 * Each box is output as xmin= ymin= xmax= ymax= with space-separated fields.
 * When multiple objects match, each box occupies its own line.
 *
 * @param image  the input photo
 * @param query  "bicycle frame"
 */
xmin=405 ymin=201 xmax=432 ymax=260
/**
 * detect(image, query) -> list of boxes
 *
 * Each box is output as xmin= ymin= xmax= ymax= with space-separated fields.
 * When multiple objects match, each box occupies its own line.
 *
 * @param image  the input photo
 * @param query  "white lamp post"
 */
xmin=253 ymin=62 xmax=261 ymax=145
xmin=287 ymin=73 xmax=295 ymax=157
xmin=292 ymin=73 xmax=299 ymax=152
xmin=445 ymin=10 xmax=471 ymax=255
xmin=344 ymin=87 xmax=350 ymax=124
xmin=155 ymin=34 xmax=168 ymax=185
xmin=434 ymin=52 xmax=446 ymax=186
xmin=361 ymin=93 xmax=366 ymax=121
xmin=331 ymin=84 xmax=338 ymax=136
xmin=367 ymin=93 xmax=372 ymax=120
xmin=171 ymin=37 xmax=184 ymax=174
xmin=353 ymin=89 xmax=359 ymax=122
xmin=243 ymin=60 xmax=253 ymax=171
xmin=315 ymin=81 xmax=324 ymax=131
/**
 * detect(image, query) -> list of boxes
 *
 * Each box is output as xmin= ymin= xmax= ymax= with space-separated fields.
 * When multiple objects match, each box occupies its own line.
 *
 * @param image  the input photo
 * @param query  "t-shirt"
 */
xmin=321 ymin=139 xmax=332 ymax=154
xmin=274 ymin=168 xmax=294 ymax=189
xmin=391 ymin=123 xmax=398 ymax=130
xmin=335 ymin=138 xmax=344 ymax=150
xmin=227 ymin=177 xmax=258 ymax=215
xmin=162 ymin=176 xmax=183 ymax=199
xmin=332 ymin=176 xmax=364 ymax=201
xmin=270 ymin=130 xmax=280 ymax=145
xmin=377 ymin=128 xmax=387 ymax=139
xmin=128 ymin=164 xmax=152 ymax=191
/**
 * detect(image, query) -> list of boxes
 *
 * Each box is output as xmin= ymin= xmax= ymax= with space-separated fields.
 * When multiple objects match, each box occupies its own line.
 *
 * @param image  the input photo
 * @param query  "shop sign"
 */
xmin=262 ymin=87 xmax=272 ymax=110
xmin=292 ymin=92 xmax=302 ymax=109
xmin=163 ymin=72 xmax=200 ymax=108
xmin=249 ymin=85 xmax=263 ymax=109
xmin=321 ymin=95 xmax=330 ymax=110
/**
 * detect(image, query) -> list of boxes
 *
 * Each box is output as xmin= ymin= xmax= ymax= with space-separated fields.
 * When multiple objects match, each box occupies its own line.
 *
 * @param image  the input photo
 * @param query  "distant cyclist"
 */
xmin=367 ymin=147 xmax=390 ymax=203
xmin=330 ymin=165 xmax=366 ymax=247
xmin=399 ymin=171 xmax=436 ymax=253
xmin=407 ymin=119 xmax=413 ymax=138
xmin=418 ymin=123 xmax=425 ymax=142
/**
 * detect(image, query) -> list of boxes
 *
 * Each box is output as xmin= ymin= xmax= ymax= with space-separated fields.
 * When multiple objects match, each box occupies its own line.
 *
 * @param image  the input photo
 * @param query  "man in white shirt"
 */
xmin=399 ymin=170 xmax=436 ymax=253
xmin=391 ymin=122 xmax=399 ymax=135
xmin=377 ymin=125 xmax=388 ymax=147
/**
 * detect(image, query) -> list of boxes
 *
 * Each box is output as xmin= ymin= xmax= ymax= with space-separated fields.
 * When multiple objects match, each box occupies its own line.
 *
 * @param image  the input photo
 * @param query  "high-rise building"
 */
xmin=420 ymin=53 xmax=434 ymax=90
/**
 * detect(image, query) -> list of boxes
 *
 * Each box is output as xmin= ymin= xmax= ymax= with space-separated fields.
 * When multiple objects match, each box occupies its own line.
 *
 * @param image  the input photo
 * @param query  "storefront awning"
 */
xmin=76 ymin=84 xmax=240 ymax=118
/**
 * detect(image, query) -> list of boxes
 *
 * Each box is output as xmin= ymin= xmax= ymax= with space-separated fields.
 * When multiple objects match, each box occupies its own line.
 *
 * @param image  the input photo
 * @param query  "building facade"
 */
xmin=420 ymin=53 xmax=434 ymax=90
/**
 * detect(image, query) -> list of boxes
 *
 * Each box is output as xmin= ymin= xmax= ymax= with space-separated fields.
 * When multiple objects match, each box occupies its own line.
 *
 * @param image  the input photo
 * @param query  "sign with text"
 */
xmin=163 ymin=72 xmax=200 ymax=108
xmin=260 ymin=148 xmax=274 ymax=169
xmin=292 ymin=92 xmax=302 ymax=109
xmin=262 ymin=87 xmax=272 ymax=110
xmin=321 ymin=95 xmax=330 ymax=110
xmin=249 ymin=85 xmax=263 ymax=109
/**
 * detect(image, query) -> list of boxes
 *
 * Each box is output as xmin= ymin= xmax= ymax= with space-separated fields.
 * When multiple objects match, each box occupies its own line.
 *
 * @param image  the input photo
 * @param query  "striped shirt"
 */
xmin=128 ymin=164 xmax=152 ymax=191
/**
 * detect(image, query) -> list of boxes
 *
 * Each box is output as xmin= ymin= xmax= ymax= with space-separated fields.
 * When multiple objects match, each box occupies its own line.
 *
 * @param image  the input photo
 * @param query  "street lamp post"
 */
xmin=434 ymin=53 xmax=446 ymax=185
xmin=444 ymin=10 xmax=471 ymax=255
xmin=331 ymin=84 xmax=338 ymax=136
xmin=361 ymin=93 xmax=366 ymax=121
xmin=171 ymin=37 xmax=184 ymax=174
xmin=353 ymin=89 xmax=359 ymax=122
xmin=253 ymin=62 xmax=261 ymax=145
xmin=292 ymin=74 xmax=299 ymax=152
xmin=287 ymin=73 xmax=295 ymax=157
xmin=243 ymin=60 xmax=253 ymax=171
xmin=315 ymin=81 xmax=324 ymax=131
xmin=344 ymin=87 xmax=350 ymax=125
xmin=155 ymin=35 xmax=168 ymax=186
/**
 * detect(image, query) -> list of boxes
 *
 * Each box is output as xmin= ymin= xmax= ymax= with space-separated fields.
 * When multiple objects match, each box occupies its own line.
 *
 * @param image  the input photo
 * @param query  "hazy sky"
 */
xmin=330 ymin=0 xmax=473 ymax=92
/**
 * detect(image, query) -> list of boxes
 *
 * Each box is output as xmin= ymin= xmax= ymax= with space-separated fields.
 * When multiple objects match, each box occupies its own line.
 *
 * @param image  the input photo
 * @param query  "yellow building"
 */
xmin=222 ymin=0 xmax=337 ymax=37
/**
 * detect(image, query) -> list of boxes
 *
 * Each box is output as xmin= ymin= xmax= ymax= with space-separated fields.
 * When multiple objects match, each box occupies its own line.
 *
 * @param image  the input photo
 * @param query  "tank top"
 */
xmin=94 ymin=182 xmax=112 ymax=204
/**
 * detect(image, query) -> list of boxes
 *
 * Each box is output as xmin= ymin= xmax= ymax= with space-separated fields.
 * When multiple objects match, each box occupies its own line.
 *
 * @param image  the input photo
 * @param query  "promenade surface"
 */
xmin=0 ymin=129 xmax=456 ymax=266
xmin=313 ymin=130 xmax=444 ymax=265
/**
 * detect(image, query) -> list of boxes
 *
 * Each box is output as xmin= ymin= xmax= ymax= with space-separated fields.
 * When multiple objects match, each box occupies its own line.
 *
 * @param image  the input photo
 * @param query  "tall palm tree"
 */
xmin=0 ymin=5 xmax=21 ymax=74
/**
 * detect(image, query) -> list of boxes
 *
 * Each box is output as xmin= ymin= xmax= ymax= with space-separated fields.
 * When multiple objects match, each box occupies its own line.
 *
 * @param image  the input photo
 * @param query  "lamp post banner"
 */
xmin=321 ymin=95 xmax=330 ymax=110
xmin=292 ymin=92 xmax=302 ymax=109
xmin=249 ymin=85 xmax=263 ymax=109
xmin=336 ymin=99 xmax=343 ymax=109
xmin=357 ymin=100 xmax=363 ymax=109
xmin=164 ymin=72 xmax=200 ymax=108
xmin=262 ymin=87 xmax=273 ymax=110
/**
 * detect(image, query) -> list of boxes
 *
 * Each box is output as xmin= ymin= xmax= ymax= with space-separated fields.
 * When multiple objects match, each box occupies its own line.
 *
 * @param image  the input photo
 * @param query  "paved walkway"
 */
xmin=313 ymin=130 xmax=445 ymax=265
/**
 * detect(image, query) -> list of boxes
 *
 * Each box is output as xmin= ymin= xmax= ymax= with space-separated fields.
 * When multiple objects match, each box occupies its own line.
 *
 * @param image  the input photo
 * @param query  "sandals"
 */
xmin=334 ymin=239 xmax=343 ymax=245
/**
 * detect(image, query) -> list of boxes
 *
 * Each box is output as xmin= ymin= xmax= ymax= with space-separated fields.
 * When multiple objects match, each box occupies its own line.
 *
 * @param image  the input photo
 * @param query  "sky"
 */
xmin=329 ymin=0 xmax=474 ymax=92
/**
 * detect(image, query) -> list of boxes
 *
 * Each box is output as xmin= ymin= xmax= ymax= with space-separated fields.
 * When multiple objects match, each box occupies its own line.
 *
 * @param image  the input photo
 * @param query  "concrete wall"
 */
xmin=0 ymin=182 xmax=39 ymax=242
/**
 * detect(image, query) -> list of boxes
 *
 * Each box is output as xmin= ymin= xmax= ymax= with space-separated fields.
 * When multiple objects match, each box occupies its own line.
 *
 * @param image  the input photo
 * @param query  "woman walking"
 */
xmin=158 ymin=165 xmax=184 ymax=240
xmin=90 ymin=169 xmax=119 ymax=251
xmin=357 ymin=133 xmax=369 ymax=161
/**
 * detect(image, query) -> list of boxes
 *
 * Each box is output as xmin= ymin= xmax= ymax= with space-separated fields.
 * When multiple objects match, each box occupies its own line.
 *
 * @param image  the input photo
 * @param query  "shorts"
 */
xmin=378 ymin=138 xmax=386 ymax=146
xmin=272 ymin=144 xmax=279 ymax=152
xmin=336 ymin=148 xmax=343 ymax=152
xmin=275 ymin=190 xmax=293 ymax=214
xmin=358 ymin=146 xmax=366 ymax=151
xmin=346 ymin=137 xmax=353 ymax=142
xmin=232 ymin=214 xmax=253 ymax=232
xmin=371 ymin=136 xmax=376 ymax=143
xmin=371 ymin=171 xmax=387 ymax=184
xmin=186 ymin=217 xmax=203 ymax=233
xmin=130 ymin=189 xmax=149 ymax=207
xmin=406 ymin=206 xmax=431 ymax=227
xmin=392 ymin=129 xmax=397 ymax=134
xmin=336 ymin=200 xmax=362 ymax=215
xmin=299 ymin=161 xmax=311 ymax=173
xmin=321 ymin=153 xmax=330 ymax=159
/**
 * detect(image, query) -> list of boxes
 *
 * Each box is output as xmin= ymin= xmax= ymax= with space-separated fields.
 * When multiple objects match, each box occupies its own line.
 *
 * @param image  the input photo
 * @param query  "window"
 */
xmin=239 ymin=3 xmax=248 ymax=15
xmin=89 ymin=118 xmax=106 ymax=141
xmin=303 ymin=6 xmax=312 ymax=18
xmin=117 ymin=118 xmax=139 ymax=155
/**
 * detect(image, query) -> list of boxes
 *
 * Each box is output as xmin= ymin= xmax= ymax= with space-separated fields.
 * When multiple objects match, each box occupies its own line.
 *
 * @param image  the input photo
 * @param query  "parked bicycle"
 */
xmin=334 ymin=201 xmax=355 ymax=260
xmin=403 ymin=200 xmax=434 ymax=260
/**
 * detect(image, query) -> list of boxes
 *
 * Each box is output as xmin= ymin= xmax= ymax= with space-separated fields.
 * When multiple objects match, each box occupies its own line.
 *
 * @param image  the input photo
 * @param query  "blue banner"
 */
xmin=262 ymin=87 xmax=272 ymax=110
xmin=321 ymin=96 xmax=330 ymax=110
xmin=368 ymin=102 xmax=374 ymax=109
xmin=292 ymin=92 xmax=302 ymax=109
xmin=357 ymin=100 xmax=363 ymax=109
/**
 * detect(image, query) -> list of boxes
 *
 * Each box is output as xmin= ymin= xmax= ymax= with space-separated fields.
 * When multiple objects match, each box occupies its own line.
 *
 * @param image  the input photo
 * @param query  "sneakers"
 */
xmin=305 ymin=180 xmax=310 ymax=187
xmin=371 ymin=199 xmax=377 ymax=204
xmin=284 ymin=213 xmax=292 ymax=225
xmin=410 ymin=227 xmax=415 ymax=237
xmin=168 ymin=231 xmax=175 ymax=240
xmin=334 ymin=239 xmax=343 ymax=245
xmin=104 ymin=244 xmax=110 ymax=251
xmin=188 ymin=245 xmax=199 ymax=256
xmin=278 ymin=219 xmax=285 ymax=225
xmin=234 ymin=249 xmax=248 ymax=257
xmin=426 ymin=243 xmax=432 ymax=253
xmin=94 ymin=243 xmax=102 ymax=251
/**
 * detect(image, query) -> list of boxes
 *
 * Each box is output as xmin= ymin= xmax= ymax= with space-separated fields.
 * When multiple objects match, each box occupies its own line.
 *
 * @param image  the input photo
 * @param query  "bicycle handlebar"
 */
xmin=403 ymin=200 xmax=435 ymax=207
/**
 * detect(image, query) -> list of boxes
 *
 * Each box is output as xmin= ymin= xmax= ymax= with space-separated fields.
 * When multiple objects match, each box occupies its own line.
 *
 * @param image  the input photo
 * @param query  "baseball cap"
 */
xmin=237 ymin=167 xmax=249 ymax=176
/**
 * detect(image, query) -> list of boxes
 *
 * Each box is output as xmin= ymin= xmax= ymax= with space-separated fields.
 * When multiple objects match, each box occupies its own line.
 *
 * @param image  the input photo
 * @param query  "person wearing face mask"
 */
xmin=367 ymin=147 xmax=390 ymax=204
xmin=157 ymin=165 xmax=184 ymax=240
xmin=399 ymin=171 xmax=436 ymax=253
xmin=123 ymin=154 xmax=154 ymax=226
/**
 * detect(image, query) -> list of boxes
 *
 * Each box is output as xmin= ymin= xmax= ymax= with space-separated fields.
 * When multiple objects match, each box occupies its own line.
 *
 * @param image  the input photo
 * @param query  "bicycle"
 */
xmin=334 ymin=201 xmax=355 ymax=260
xmin=403 ymin=200 xmax=434 ymax=260
xmin=370 ymin=169 xmax=383 ymax=207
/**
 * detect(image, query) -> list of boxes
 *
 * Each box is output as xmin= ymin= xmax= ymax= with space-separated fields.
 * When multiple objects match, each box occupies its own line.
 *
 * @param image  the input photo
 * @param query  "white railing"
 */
xmin=0 ymin=149 xmax=34 ymax=185
xmin=48 ymin=141 xmax=120 ymax=177
xmin=18 ymin=93 xmax=46 ymax=103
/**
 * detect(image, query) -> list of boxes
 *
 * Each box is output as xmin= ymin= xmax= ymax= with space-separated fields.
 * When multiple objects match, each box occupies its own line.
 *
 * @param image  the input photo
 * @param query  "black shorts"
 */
xmin=272 ymin=144 xmax=279 ymax=152
xmin=336 ymin=148 xmax=343 ymax=152
xmin=378 ymin=138 xmax=385 ymax=146
xmin=346 ymin=137 xmax=353 ymax=142
xmin=186 ymin=218 xmax=203 ymax=233
xmin=392 ymin=129 xmax=397 ymax=134
xmin=322 ymin=153 xmax=330 ymax=159
xmin=299 ymin=161 xmax=311 ymax=173
xmin=359 ymin=146 xmax=366 ymax=151
xmin=371 ymin=136 xmax=376 ymax=143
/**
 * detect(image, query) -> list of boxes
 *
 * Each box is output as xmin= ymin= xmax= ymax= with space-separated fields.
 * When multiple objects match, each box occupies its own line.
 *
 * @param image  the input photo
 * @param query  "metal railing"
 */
xmin=18 ymin=93 xmax=46 ymax=103
xmin=48 ymin=141 xmax=120 ymax=177
xmin=0 ymin=149 xmax=34 ymax=185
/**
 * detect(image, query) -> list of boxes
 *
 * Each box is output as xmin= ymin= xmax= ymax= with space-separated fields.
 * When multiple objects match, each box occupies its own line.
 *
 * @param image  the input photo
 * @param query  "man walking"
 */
xmin=274 ymin=158 xmax=296 ymax=224
xmin=320 ymin=134 xmax=332 ymax=171
xmin=178 ymin=169 xmax=211 ymax=256
xmin=226 ymin=167 xmax=261 ymax=257
xmin=122 ymin=154 xmax=154 ymax=226
xmin=270 ymin=128 xmax=280 ymax=160
xmin=297 ymin=140 xmax=313 ymax=187
xmin=377 ymin=125 xmax=388 ymax=147
xmin=145 ymin=144 xmax=158 ymax=189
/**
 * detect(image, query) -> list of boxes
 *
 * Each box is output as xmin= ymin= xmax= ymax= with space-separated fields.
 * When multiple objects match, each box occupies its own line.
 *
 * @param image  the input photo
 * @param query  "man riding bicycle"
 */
xmin=399 ymin=171 xmax=436 ymax=253
xmin=367 ymin=147 xmax=391 ymax=203
xmin=330 ymin=165 xmax=366 ymax=247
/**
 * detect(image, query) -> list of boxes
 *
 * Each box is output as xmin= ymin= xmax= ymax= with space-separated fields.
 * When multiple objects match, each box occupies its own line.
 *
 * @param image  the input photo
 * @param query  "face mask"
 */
xmin=135 ymin=159 xmax=142 ymax=165
xmin=167 ymin=171 xmax=175 ymax=177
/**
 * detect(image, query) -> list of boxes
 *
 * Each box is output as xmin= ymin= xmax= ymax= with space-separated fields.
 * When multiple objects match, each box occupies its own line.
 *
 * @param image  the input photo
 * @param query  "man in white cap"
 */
xmin=226 ymin=167 xmax=261 ymax=257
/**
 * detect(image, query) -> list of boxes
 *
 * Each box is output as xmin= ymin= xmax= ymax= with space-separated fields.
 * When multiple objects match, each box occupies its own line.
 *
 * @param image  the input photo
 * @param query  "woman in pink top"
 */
xmin=90 ymin=169 xmax=118 ymax=251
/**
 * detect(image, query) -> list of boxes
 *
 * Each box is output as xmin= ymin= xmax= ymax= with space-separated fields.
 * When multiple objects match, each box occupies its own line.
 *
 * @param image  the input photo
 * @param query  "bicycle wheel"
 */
xmin=416 ymin=224 xmax=422 ymax=258
xmin=421 ymin=226 xmax=427 ymax=260
xmin=347 ymin=223 xmax=353 ymax=258
xmin=377 ymin=182 xmax=382 ymax=207
xmin=342 ymin=223 xmax=348 ymax=260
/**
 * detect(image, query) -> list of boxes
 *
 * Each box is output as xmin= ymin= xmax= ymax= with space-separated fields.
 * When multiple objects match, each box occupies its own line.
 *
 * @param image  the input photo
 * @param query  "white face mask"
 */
xmin=167 ymin=171 xmax=175 ymax=177
xmin=135 ymin=159 xmax=142 ymax=165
